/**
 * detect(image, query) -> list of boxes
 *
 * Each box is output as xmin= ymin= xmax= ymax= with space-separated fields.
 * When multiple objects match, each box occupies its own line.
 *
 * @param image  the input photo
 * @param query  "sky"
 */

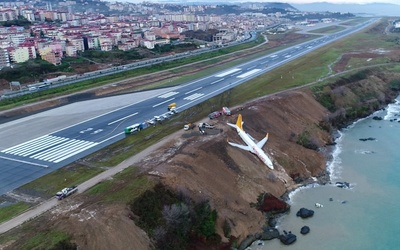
xmin=284 ymin=0 xmax=398 ymax=4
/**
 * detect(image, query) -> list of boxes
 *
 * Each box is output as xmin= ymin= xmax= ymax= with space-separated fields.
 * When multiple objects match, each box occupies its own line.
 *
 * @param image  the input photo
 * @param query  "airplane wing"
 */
xmin=227 ymin=122 xmax=236 ymax=128
xmin=228 ymin=142 xmax=252 ymax=152
xmin=256 ymin=133 xmax=269 ymax=149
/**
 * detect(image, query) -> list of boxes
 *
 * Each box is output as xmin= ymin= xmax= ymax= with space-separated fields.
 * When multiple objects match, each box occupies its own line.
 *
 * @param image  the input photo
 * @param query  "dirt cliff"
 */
xmin=138 ymin=89 xmax=332 ymax=242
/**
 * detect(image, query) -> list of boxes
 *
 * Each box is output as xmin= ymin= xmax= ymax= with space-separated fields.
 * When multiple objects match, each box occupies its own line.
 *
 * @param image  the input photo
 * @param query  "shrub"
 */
xmin=296 ymin=130 xmax=319 ymax=150
xmin=222 ymin=219 xmax=232 ymax=238
xmin=389 ymin=79 xmax=400 ymax=91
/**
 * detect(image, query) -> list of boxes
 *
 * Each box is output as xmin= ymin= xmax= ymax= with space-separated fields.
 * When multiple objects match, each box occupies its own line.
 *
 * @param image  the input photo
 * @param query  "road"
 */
xmin=0 ymin=18 xmax=378 ymax=234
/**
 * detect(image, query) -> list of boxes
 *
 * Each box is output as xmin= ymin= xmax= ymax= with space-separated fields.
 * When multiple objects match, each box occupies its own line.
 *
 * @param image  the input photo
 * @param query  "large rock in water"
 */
xmin=296 ymin=208 xmax=314 ymax=218
xmin=259 ymin=227 xmax=280 ymax=240
xmin=280 ymin=232 xmax=297 ymax=245
xmin=258 ymin=193 xmax=290 ymax=214
xmin=300 ymin=226 xmax=310 ymax=235
xmin=238 ymin=234 xmax=256 ymax=250
xmin=335 ymin=181 xmax=350 ymax=188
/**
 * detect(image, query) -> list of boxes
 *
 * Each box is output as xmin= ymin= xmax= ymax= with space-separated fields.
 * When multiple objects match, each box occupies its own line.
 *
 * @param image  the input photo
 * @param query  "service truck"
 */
xmin=56 ymin=186 xmax=78 ymax=200
xmin=168 ymin=103 xmax=177 ymax=111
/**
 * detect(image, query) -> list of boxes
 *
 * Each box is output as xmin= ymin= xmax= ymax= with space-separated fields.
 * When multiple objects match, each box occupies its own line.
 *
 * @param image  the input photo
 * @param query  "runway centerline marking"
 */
xmin=152 ymin=98 xmax=175 ymax=108
xmin=108 ymin=112 xmax=138 ymax=125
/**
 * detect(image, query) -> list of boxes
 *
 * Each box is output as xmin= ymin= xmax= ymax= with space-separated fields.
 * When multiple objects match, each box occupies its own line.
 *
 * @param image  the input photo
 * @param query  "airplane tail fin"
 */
xmin=236 ymin=114 xmax=243 ymax=131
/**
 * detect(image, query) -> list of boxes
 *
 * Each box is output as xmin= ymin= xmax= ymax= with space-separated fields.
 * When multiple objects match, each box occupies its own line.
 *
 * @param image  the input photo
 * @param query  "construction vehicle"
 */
xmin=56 ymin=186 xmax=78 ymax=200
xmin=124 ymin=123 xmax=146 ymax=134
xmin=184 ymin=123 xmax=196 ymax=130
xmin=198 ymin=122 xmax=215 ymax=129
xmin=168 ymin=103 xmax=177 ymax=111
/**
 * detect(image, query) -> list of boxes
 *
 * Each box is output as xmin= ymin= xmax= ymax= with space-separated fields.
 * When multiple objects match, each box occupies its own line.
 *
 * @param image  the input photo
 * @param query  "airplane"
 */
xmin=227 ymin=114 xmax=274 ymax=169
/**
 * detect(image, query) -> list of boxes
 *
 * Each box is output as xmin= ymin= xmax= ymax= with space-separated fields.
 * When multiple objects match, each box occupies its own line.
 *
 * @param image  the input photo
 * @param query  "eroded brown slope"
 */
xmin=138 ymin=90 xmax=332 ymax=241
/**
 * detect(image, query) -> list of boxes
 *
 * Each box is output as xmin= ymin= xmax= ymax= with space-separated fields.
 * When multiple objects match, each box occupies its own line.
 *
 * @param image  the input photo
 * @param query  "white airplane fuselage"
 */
xmin=227 ymin=114 xmax=274 ymax=169
xmin=236 ymin=127 xmax=274 ymax=169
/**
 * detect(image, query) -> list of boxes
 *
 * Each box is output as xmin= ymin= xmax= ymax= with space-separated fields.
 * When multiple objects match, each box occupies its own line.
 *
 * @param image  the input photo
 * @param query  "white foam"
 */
xmin=355 ymin=149 xmax=375 ymax=155
xmin=287 ymin=183 xmax=320 ymax=204
xmin=384 ymin=99 xmax=400 ymax=120
xmin=326 ymin=131 xmax=343 ymax=181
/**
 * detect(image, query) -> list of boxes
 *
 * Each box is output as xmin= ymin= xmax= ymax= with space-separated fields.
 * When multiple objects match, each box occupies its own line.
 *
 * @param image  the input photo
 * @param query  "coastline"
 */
xmin=250 ymin=96 xmax=400 ymax=249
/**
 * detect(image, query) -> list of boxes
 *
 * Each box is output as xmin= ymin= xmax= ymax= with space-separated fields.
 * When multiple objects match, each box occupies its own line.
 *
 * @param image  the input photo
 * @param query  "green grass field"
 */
xmin=18 ymin=165 xmax=104 ymax=198
xmin=21 ymin=230 xmax=73 ymax=250
xmin=0 ymin=202 xmax=30 ymax=224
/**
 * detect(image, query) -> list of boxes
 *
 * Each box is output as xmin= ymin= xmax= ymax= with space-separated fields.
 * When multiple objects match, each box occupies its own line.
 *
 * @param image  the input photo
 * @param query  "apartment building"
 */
xmin=0 ymin=48 xmax=10 ymax=68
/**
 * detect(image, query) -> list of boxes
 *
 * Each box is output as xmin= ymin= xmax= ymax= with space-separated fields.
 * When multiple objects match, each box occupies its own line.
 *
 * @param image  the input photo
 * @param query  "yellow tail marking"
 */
xmin=236 ymin=114 xmax=243 ymax=131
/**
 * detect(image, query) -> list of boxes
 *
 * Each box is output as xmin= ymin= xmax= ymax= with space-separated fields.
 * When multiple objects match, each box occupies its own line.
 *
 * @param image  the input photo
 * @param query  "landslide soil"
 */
xmin=2 ymin=89 xmax=334 ymax=250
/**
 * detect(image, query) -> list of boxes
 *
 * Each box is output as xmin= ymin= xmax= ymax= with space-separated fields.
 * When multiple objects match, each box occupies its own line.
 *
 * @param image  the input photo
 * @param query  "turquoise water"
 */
xmin=252 ymin=98 xmax=400 ymax=250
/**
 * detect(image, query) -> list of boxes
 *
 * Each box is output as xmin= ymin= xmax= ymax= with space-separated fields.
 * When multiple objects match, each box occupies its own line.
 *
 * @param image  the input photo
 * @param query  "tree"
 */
xmin=193 ymin=201 xmax=217 ymax=238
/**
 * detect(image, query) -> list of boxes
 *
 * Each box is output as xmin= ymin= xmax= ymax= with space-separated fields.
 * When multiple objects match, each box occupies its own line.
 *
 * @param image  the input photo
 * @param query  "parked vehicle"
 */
xmin=198 ymin=122 xmax=215 ymax=129
xmin=208 ymin=111 xmax=222 ymax=119
xmin=168 ymin=103 xmax=177 ymax=111
xmin=222 ymin=107 xmax=231 ymax=116
xmin=124 ymin=123 xmax=146 ymax=134
xmin=56 ymin=186 xmax=78 ymax=200
xmin=184 ymin=123 xmax=196 ymax=130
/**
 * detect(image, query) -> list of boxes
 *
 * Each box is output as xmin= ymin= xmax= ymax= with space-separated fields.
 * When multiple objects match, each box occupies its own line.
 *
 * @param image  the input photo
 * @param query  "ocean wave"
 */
xmin=287 ymin=183 xmax=321 ymax=204
xmin=384 ymin=98 xmax=400 ymax=121
xmin=326 ymin=131 xmax=343 ymax=181
xmin=355 ymin=149 xmax=375 ymax=155
xmin=286 ymin=132 xmax=344 ymax=203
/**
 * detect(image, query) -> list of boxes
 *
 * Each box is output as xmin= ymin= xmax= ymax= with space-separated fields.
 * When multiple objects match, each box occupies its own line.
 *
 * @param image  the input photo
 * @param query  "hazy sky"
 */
xmin=285 ymin=0 xmax=398 ymax=4
xmin=119 ymin=0 xmax=399 ymax=4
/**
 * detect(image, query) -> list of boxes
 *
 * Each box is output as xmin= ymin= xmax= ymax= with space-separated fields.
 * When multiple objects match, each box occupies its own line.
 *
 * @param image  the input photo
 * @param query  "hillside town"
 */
xmin=0 ymin=0 xmax=352 ymax=68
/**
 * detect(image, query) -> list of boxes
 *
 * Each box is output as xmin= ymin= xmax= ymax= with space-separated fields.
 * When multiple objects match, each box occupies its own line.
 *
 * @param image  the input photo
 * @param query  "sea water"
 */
xmin=252 ymin=97 xmax=400 ymax=250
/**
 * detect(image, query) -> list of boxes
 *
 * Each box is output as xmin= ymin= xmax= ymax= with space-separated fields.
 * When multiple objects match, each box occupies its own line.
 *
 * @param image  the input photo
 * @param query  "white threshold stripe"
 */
xmin=108 ymin=112 xmax=138 ymax=125
xmin=158 ymin=91 xmax=179 ymax=98
xmin=4 ymin=136 xmax=68 ymax=156
xmin=15 ymin=136 xmax=67 ymax=156
xmin=2 ymin=135 xmax=54 ymax=154
xmin=31 ymin=139 xmax=80 ymax=159
xmin=45 ymin=142 xmax=96 ymax=162
xmin=152 ymin=98 xmax=175 ymax=108
xmin=184 ymin=93 xmax=204 ymax=100
xmin=0 ymin=156 xmax=48 ymax=168
xmin=1 ymin=135 xmax=47 ymax=152
xmin=54 ymin=143 xmax=99 ymax=163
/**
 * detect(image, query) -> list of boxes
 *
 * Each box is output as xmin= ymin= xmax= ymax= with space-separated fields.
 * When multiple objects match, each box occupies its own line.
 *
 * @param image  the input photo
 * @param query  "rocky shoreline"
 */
xmin=235 ymin=70 xmax=400 ymax=249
